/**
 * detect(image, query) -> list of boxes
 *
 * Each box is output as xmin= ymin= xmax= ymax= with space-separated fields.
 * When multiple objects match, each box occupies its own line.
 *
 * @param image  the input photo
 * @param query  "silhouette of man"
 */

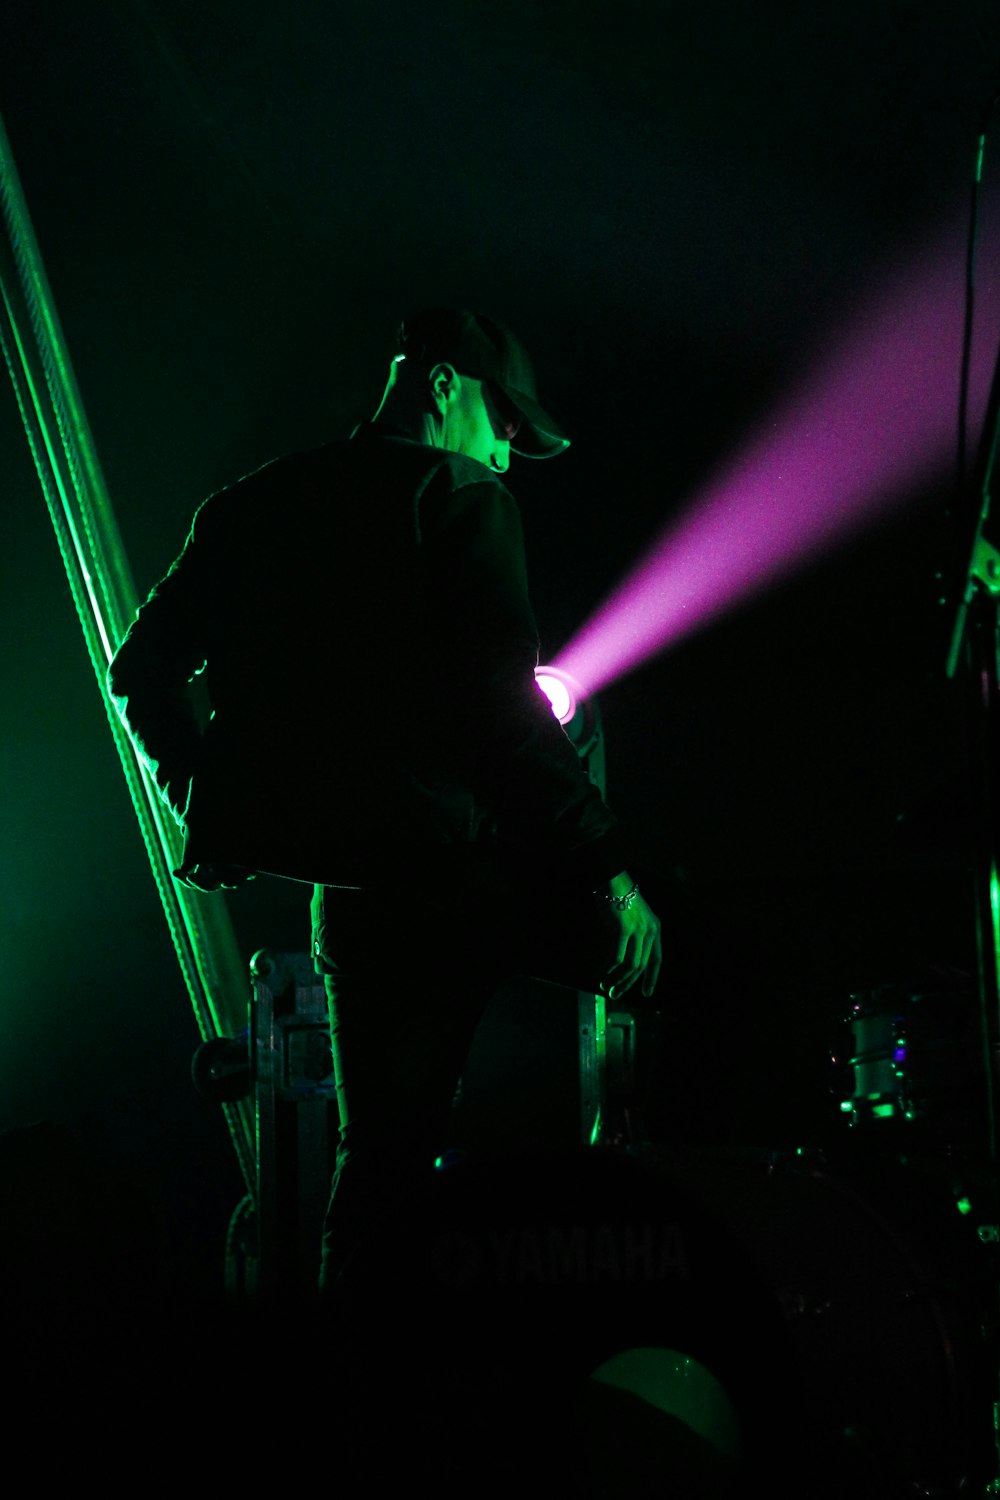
xmin=108 ymin=308 xmax=661 ymax=1288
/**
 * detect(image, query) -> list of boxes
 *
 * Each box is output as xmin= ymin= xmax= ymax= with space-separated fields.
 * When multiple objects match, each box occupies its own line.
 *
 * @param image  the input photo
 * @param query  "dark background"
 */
xmin=1 ymin=0 xmax=999 ymax=1295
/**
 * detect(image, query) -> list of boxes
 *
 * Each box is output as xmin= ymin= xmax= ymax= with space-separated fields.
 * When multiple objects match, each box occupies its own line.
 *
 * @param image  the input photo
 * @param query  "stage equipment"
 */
xmin=834 ymin=976 xmax=997 ymax=1145
xmin=535 ymin=661 xmax=606 ymax=800
xmin=942 ymin=90 xmax=1000 ymax=1497
xmin=534 ymin=664 xmax=580 ymax=724
xmin=0 ymin=108 xmax=254 ymax=1191
xmin=331 ymin=1143 xmax=990 ymax=1494
xmin=245 ymin=950 xmax=336 ymax=1298
xmin=222 ymin=947 xmax=638 ymax=1297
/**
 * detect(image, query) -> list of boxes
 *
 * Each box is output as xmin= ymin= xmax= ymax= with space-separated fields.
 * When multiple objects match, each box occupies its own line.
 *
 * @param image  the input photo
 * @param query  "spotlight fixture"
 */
xmin=535 ymin=664 xmax=605 ymax=796
xmin=534 ymin=664 xmax=581 ymax=725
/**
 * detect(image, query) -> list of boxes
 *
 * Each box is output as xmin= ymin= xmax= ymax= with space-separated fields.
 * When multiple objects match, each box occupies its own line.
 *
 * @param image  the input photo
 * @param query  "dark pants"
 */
xmin=310 ymin=875 xmax=614 ymax=1292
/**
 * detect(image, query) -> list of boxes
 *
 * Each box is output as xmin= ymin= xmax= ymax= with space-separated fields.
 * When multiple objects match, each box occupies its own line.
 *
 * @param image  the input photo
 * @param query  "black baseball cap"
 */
xmin=393 ymin=308 xmax=570 ymax=459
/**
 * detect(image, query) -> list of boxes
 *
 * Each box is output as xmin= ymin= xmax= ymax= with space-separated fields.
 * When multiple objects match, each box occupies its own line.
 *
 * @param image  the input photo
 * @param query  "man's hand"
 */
xmin=173 ymin=862 xmax=256 ymax=893
xmin=597 ymin=871 xmax=662 ymax=1001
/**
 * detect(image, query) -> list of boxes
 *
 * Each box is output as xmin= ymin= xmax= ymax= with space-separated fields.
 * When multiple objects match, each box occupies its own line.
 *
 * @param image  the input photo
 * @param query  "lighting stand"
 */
xmin=945 ymin=317 xmax=1000 ymax=1495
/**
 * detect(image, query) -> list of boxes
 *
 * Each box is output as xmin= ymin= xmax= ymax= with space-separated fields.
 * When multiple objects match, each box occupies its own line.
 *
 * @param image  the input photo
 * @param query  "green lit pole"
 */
xmin=945 ymin=113 xmax=1000 ymax=1491
xmin=0 ymin=105 xmax=254 ymax=1195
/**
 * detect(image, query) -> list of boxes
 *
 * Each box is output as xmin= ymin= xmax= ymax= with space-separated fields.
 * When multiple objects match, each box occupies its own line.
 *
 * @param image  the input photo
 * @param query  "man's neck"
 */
xmin=367 ymin=400 xmax=438 ymax=448
xmin=358 ymin=417 xmax=420 ymax=443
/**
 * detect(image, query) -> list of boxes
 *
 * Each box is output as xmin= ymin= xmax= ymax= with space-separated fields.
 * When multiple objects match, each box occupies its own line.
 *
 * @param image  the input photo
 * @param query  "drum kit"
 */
xmin=315 ymin=970 xmax=996 ymax=1498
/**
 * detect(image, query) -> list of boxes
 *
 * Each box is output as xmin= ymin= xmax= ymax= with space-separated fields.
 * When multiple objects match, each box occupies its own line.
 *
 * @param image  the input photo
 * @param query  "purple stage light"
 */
xmin=555 ymin=224 xmax=1000 ymax=697
xmin=535 ymin=665 xmax=582 ymax=724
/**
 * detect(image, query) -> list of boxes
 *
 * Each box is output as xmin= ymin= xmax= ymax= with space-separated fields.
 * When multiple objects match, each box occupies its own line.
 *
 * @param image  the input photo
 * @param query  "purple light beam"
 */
xmin=555 ymin=226 xmax=1000 ymax=698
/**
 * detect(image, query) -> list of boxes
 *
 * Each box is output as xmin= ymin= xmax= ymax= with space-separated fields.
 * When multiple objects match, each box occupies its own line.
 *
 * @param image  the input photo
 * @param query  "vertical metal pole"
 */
xmin=0 ymin=105 xmax=255 ymax=1192
xmin=955 ymin=468 xmax=1000 ymax=1500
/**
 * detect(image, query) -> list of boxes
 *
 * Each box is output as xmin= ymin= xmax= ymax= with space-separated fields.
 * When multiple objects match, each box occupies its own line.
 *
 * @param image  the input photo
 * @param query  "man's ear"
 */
xmin=428 ymin=362 xmax=459 ymax=410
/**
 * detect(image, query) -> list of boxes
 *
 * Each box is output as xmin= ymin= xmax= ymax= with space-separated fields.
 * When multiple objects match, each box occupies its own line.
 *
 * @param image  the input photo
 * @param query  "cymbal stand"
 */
xmin=945 ymin=211 xmax=1000 ymax=1496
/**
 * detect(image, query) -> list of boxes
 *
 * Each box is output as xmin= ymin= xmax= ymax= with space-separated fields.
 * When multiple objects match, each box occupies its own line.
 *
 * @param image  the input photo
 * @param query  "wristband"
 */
xmin=597 ymin=881 xmax=639 ymax=911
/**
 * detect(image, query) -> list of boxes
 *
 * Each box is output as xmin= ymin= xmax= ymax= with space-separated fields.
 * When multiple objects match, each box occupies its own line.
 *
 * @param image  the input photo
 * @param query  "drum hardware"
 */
xmin=580 ymin=990 xmax=638 ymax=1149
xmin=831 ymin=979 xmax=997 ymax=1143
xmin=332 ymin=1141 xmax=992 ymax=1494
xmin=830 ymin=961 xmax=1000 ymax=1490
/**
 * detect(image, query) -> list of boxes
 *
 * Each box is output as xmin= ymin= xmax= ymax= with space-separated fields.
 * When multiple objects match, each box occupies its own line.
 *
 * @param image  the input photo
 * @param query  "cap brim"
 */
xmin=499 ymin=383 xmax=571 ymax=459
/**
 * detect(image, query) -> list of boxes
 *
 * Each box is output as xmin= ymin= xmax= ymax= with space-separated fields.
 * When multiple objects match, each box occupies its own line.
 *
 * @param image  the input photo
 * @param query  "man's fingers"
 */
xmin=600 ymin=896 xmax=664 ymax=1000
xmin=602 ymin=932 xmax=662 ymax=999
xmin=603 ymin=933 xmax=639 ymax=996
xmin=603 ymin=958 xmax=640 ymax=999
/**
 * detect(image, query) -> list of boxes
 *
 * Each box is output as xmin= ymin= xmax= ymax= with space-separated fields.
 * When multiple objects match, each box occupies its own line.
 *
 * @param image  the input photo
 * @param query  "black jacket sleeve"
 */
xmin=420 ymin=468 xmax=630 ymax=886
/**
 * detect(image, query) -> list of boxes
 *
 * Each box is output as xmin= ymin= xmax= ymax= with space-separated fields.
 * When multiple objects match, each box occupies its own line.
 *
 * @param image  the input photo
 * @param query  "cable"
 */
xmin=957 ymin=91 xmax=1000 ymax=512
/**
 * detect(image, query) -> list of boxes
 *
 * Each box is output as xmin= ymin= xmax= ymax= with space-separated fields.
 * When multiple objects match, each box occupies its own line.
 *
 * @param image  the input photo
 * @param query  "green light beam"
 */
xmin=0 ymin=105 xmax=254 ymax=1192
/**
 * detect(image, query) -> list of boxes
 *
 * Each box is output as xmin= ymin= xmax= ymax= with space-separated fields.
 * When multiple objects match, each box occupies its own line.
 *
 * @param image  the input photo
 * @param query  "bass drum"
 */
xmin=334 ymin=1144 xmax=991 ymax=1497
xmin=658 ymin=1145 xmax=992 ymax=1497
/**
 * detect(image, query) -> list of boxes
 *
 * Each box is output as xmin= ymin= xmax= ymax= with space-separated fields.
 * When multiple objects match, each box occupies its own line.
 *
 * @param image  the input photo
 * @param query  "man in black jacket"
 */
xmin=108 ymin=308 xmax=661 ymax=1287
